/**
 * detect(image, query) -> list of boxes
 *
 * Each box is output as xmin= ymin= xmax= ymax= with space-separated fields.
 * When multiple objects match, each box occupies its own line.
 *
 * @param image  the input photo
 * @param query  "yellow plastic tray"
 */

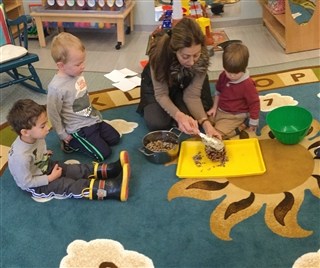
xmin=176 ymin=138 xmax=266 ymax=178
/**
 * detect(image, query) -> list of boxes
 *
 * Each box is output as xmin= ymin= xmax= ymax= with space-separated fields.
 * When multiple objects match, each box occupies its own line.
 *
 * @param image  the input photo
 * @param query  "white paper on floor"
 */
xmin=112 ymin=76 xmax=141 ymax=92
xmin=104 ymin=68 xmax=140 ymax=91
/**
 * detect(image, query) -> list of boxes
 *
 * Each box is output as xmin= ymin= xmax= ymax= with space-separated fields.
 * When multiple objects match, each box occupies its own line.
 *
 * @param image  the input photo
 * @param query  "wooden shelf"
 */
xmin=260 ymin=0 xmax=320 ymax=53
xmin=2 ymin=0 xmax=24 ymax=18
xmin=3 ymin=2 xmax=20 ymax=12
xmin=263 ymin=4 xmax=285 ymax=26
xmin=264 ymin=19 xmax=285 ymax=48
xmin=31 ymin=1 xmax=135 ymax=49
xmin=2 ymin=0 xmax=25 ymax=37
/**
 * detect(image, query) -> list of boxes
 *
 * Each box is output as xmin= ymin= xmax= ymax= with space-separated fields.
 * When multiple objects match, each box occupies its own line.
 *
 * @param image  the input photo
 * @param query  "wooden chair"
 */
xmin=0 ymin=4 xmax=46 ymax=94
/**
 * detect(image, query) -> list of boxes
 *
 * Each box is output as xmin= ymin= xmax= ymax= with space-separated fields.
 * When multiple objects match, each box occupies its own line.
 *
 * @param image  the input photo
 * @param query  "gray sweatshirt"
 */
xmin=47 ymin=74 xmax=102 ymax=140
xmin=8 ymin=137 xmax=49 ymax=190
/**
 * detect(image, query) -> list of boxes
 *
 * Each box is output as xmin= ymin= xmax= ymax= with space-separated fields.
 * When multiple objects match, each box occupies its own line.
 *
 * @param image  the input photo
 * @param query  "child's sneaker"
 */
xmin=60 ymin=140 xmax=75 ymax=154
xmin=239 ymin=130 xmax=249 ymax=139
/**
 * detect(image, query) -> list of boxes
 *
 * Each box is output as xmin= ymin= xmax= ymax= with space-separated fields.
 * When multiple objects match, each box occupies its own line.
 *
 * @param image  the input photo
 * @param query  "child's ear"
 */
xmin=20 ymin=129 xmax=30 ymax=137
xmin=56 ymin=61 xmax=64 ymax=69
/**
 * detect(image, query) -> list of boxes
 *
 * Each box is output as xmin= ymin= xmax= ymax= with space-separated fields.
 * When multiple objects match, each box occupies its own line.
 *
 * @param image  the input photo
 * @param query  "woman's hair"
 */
xmin=7 ymin=99 xmax=46 ymax=135
xmin=149 ymin=17 xmax=207 ymax=83
xmin=51 ymin=32 xmax=85 ymax=63
xmin=222 ymin=43 xmax=249 ymax=73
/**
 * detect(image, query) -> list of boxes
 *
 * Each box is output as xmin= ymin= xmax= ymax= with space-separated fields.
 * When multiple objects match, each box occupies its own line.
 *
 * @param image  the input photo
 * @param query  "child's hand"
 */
xmin=207 ymin=107 xmax=217 ymax=118
xmin=64 ymin=135 xmax=73 ymax=144
xmin=48 ymin=164 xmax=62 ymax=182
xmin=47 ymin=150 xmax=53 ymax=155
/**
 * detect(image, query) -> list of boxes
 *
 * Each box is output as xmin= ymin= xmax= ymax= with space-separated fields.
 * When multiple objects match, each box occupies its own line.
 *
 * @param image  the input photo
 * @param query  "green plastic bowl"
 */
xmin=266 ymin=106 xmax=312 ymax=145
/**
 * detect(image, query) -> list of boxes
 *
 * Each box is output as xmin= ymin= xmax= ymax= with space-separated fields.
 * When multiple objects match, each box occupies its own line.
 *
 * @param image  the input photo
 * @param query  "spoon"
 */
xmin=199 ymin=132 xmax=225 ymax=151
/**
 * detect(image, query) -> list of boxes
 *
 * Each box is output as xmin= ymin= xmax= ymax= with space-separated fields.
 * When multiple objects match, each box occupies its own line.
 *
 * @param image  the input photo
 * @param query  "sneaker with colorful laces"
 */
xmin=60 ymin=140 xmax=75 ymax=153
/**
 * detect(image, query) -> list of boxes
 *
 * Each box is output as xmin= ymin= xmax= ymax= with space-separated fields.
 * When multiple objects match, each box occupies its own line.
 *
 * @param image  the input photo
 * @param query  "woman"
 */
xmin=137 ymin=17 xmax=221 ymax=138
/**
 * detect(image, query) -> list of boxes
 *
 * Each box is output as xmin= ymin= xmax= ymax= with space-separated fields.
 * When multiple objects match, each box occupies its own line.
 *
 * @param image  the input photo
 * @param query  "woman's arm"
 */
xmin=150 ymin=67 xmax=199 ymax=134
xmin=150 ymin=67 xmax=180 ymax=118
xmin=184 ymin=73 xmax=222 ymax=139
xmin=183 ymin=73 xmax=209 ymax=120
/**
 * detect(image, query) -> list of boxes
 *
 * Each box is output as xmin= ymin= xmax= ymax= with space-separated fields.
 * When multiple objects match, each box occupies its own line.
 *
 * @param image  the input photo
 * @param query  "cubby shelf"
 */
xmin=260 ymin=0 xmax=320 ymax=53
xmin=2 ymin=0 xmax=25 ymax=37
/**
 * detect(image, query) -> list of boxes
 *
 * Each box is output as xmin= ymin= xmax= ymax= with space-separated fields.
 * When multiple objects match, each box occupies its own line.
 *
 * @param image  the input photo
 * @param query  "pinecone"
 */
xmin=205 ymin=145 xmax=228 ymax=166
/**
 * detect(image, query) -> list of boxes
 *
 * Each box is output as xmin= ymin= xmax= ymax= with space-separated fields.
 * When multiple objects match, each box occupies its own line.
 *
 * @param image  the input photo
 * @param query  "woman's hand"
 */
xmin=175 ymin=111 xmax=199 ymax=135
xmin=202 ymin=120 xmax=222 ymax=140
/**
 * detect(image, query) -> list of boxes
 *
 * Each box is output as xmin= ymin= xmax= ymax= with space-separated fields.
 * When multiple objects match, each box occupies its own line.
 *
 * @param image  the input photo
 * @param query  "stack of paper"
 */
xmin=104 ymin=68 xmax=141 ymax=92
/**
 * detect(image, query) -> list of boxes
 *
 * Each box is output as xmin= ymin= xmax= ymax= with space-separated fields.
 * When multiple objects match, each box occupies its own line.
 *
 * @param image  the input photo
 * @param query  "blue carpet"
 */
xmin=1 ymin=80 xmax=319 ymax=267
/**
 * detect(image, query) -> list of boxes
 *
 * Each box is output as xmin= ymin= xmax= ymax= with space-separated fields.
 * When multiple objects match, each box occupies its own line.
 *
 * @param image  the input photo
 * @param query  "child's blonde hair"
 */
xmin=51 ymin=32 xmax=85 ymax=64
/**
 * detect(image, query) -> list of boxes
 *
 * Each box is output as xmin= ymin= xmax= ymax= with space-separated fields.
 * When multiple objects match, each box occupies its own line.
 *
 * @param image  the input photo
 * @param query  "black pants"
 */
xmin=28 ymin=160 xmax=94 ymax=199
xmin=69 ymin=121 xmax=120 ymax=162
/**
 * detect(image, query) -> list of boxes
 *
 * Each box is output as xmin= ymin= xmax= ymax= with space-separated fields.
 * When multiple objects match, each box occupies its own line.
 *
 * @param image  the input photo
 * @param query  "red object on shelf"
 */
xmin=162 ymin=5 xmax=172 ymax=11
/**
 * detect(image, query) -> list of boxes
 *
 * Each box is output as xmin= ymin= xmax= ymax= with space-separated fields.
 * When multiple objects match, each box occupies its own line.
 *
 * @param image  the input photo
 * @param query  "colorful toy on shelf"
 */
xmin=181 ymin=0 xmax=190 ymax=15
xmin=76 ymin=0 xmax=85 ymax=7
xmin=171 ymin=0 xmax=214 ymax=45
xmin=162 ymin=10 xmax=173 ymax=29
xmin=196 ymin=16 xmax=214 ymax=45
xmin=172 ymin=0 xmax=183 ymax=24
xmin=66 ymin=0 xmax=76 ymax=7
xmin=189 ymin=0 xmax=203 ymax=17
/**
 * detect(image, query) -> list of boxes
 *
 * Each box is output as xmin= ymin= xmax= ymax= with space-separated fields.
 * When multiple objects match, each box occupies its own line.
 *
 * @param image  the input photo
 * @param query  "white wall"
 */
xmin=23 ymin=0 xmax=262 ymax=28
xmin=134 ymin=0 xmax=158 ymax=26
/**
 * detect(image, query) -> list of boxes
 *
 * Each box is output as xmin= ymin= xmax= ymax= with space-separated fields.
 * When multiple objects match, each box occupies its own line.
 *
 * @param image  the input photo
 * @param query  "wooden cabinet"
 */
xmin=2 ymin=0 xmax=24 ymax=20
xmin=260 ymin=0 xmax=319 ymax=53
xmin=31 ymin=1 xmax=135 ymax=49
xmin=1 ymin=0 xmax=25 ymax=36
